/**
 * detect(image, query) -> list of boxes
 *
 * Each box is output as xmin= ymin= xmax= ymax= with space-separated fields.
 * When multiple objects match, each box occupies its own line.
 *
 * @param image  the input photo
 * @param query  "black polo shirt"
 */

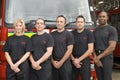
xmin=3 ymin=35 xmax=32 ymax=62
xmin=72 ymin=29 xmax=95 ymax=57
xmin=94 ymin=25 xmax=118 ymax=51
xmin=51 ymin=30 xmax=74 ymax=60
xmin=31 ymin=32 xmax=54 ymax=61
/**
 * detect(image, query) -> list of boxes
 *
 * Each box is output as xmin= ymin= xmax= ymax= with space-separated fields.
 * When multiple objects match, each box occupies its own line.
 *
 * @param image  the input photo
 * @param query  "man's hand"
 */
xmin=10 ymin=64 xmax=21 ymax=73
xmin=52 ymin=60 xmax=63 ymax=69
xmin=31 ymin=61 xmax=42 ymax=70
xmin=94 ymin=56 xmax=103 ymax=67
xmin=72 ymin=58 xmax=82 ymax=68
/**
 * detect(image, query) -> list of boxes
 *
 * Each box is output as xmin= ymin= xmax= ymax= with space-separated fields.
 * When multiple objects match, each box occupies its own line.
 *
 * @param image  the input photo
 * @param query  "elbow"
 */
xmin=26 ymin=52 xmax=31 ymax=57
xmin=47 ymin=50 xmax=53 ymax=56
xmin=49 ymin=51 xmax=53 ymax=56
xmin=89 ymin=48 xmax=94 ymax=54
xmin=110 ymin=47 xmax=116 ymax=51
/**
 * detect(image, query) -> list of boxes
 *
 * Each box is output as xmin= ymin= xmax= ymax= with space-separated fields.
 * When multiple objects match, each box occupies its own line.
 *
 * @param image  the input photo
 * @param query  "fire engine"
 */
xmin=95 ymin=0 xmax=120 ymax=68
xmin=0 ymin=0 xmax=95 ymax=80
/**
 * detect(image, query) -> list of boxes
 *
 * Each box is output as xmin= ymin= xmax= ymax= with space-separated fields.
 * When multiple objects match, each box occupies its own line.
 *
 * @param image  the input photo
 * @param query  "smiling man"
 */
xmin=94 ymin=11 xmax=118 ymax=80
xmin=51 ymin=15 xmax=74 ymax=80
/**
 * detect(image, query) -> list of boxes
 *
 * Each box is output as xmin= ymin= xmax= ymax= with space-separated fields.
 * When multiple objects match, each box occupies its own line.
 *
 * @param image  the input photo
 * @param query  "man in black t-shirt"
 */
xmin=71 ymin=15 xmax=95 ymax=80
xmin=94 ymin=11 xmax=118 ymax=80
xmin=29 ymin=18 xmax=54 ymax=80
xmin=51 ymin=15 xmax=74 ymax=80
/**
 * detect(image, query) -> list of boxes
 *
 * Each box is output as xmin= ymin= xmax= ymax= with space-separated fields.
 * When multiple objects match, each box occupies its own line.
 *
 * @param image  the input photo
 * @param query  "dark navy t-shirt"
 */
xmin=51 ymin=30 xmax=74 ymax=60
xmin=72 ymin=29 xmax=95 ymax=57
xmin=94 ymin=25 xmax=118 ymax=51
xmin=31 ymin=32 xmax=54 ymax=61
xmin=3 ymin=35 xmax=33 ymax=62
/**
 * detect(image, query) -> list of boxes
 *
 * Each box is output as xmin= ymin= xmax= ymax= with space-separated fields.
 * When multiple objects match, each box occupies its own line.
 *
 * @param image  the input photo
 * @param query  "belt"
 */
xmin=95 ymin=50 xmax=104 ymax=54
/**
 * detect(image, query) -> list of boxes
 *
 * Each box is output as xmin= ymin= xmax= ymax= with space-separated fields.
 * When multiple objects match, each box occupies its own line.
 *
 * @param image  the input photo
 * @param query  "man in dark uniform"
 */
xmin=94 ymin=11 xmax=118 ymax=80
xmin=29 ymin=18 xmax=54 ymax=80
xmin=3 ymin=19 xmax=32 ymax=80
xmin=71 ymin=15 xmax=95 ymax=80
xmin=51 ymin=15 xmax=74 ymax=80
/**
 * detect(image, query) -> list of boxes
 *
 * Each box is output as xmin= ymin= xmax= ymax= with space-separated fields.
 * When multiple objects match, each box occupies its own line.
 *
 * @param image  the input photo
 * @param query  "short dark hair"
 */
xmin=98 ymin=10 xmax=109 ymax=17
xmin=76 ymin=15 xmax=85 ymax=22
xmin=35 ymin=18 xmax=45 ymax=24
xmin=56 ymin=15 xmax=66 ymax=23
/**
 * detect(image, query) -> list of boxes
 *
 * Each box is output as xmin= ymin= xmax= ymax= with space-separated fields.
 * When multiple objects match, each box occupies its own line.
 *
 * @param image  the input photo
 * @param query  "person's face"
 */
xmin=76 ymin=18 xmax=85 ymax=30
xmin=35 ymin=19 xmax=45 ymax=32
xmin=98 ymin=12 xmax=108 ymax=25
xmin=56 ymin=17 xmax=66 ymax=30
xmin=14 ymin=22 xmax=23 ymax=33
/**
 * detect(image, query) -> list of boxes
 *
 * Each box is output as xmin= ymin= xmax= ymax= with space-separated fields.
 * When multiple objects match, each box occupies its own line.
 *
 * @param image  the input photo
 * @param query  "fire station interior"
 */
xmin=94 ymin=0 xmax=120 ymax=80
xmin=0 ymin=0 xmax=120 ymax=80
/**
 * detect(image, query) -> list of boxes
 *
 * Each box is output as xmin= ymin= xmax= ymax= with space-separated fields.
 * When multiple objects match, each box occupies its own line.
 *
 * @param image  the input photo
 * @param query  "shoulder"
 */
xmin=107 ymin=25 xmax=116 ymax=30
xmin=22 ymin=35 xmax=31 ymax=41
xmin=51 ymin=30 xmax=57 ymax=34
xmin=23 ymin=35 xmax=30 ymax=39
xmin=65 ymin=30 xmax=72 ymax=34
xmin=44 ymin=32 xmax=53 ymax=38
xmin=84 ymin=29 xmax=93 ymax=35
xmin=84 ymin=29 xmax=91 ymax=32
xmin=31 ymin=34 xmax=37 ymax=38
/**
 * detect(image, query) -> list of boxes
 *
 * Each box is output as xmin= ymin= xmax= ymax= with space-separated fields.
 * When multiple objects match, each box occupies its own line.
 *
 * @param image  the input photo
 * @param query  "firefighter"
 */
xmin=29 ymin=18 xmax=54 ymax=80
xmin=94 ymin=11 xmax=118 ymax=80
xmin=71 ymin=15 xmax=95 ymax=80
xmin=3 ymin=19 xmax=32 ymax=80
xmin=51 ymin=15 xmax=74 ymax=80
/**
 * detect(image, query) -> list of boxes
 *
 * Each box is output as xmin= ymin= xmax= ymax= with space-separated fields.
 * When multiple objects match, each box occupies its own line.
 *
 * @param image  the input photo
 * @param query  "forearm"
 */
xmin=16 ymin=52 xmax=30 ymax=66
xmin=98 ymin=46 xmax=115 ymax=59
xmin=37 ymin=47 xmax=53 ymax=64
xmin=60 ymin=45 xmax=73 ymax=63
xmin=29 ymin=54 xmax=35 ymax=63
xmin=71 ymin=54 xmax=75 ymax=61
xmin=5 ymin=52 xmax=14 ymax=66
xmin=98 ymin=41 xmax=116 ymax=59
xmin=79 ymin=49 xmax=93 ymax=61
xmin=79 ymin=43 xmax=93 ymax=61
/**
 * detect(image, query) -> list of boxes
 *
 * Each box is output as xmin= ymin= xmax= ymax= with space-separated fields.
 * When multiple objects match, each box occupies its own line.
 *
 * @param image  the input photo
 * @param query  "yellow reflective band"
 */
xmin=8 ymin=32 xmax=36 ymax=37
xmin=24 ymin=33 xmax=36 ymax=37
xmin=8 ymin=33 xmax=14 ymax=37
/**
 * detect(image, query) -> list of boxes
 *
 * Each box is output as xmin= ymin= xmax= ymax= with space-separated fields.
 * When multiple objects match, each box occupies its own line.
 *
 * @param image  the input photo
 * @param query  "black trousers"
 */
xmin=72 ymin=58 xmax=90 ymax=80
xmin=95 ymin=54 xmax=113 ymax=80
xmin=30 ymin=61 xmax=52 ymax=80
xmin=6 ymin=60 xmax=29 ymax=80
xmin=52 ymin=60 xmax=72 ymax=80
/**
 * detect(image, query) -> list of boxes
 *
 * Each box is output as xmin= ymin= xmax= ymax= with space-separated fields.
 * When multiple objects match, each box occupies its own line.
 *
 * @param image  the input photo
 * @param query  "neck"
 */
xmin=15 ymin=32 xmax=24 ymax=36
xmin=77 ymin=27 xmax=84 ymax=33
xmin=37 ymin=30 xmax=45 ymax=35
xmin=100 ymin=23 xmax=108 ymax=27
xmin=57 ymin=28 xmax=65 ymax=32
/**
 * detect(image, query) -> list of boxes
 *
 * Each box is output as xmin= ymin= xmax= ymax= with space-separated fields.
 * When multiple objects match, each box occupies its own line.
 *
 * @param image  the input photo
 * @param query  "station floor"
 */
xmin=112 ymin=68 xmax=120 ymax=80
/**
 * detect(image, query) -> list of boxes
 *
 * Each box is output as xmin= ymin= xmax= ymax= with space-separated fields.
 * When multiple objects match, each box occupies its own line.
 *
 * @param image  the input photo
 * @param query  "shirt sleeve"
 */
xmin=2 ymin=38 xmax=10 ymax=52
xmin=87 ymin=30 xmax=95 ymax=43
xmin=109 ymin=27 xmax=118 ymax=41
xmin=46 ymin=34 xmax=54 ymax=47
xmin=25 ymin=37 xmax=33 ymax=52
xmin=66 ymin=31 xmax=74 ymax=46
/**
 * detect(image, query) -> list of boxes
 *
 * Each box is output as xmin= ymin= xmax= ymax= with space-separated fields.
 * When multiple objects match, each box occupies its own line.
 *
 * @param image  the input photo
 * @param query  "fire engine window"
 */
xmin=5 ymin=0 xmax=92 ymax=26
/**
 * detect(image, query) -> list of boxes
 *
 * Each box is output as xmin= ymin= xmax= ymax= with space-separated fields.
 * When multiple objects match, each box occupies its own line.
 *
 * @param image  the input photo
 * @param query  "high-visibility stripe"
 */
xmin=8 ymin=32 xmax=36 ymax=37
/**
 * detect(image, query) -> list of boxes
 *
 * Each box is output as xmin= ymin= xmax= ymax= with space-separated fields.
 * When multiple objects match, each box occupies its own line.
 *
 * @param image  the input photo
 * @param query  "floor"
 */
xmin=112 ymin=68 xmax=120 ymax=80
